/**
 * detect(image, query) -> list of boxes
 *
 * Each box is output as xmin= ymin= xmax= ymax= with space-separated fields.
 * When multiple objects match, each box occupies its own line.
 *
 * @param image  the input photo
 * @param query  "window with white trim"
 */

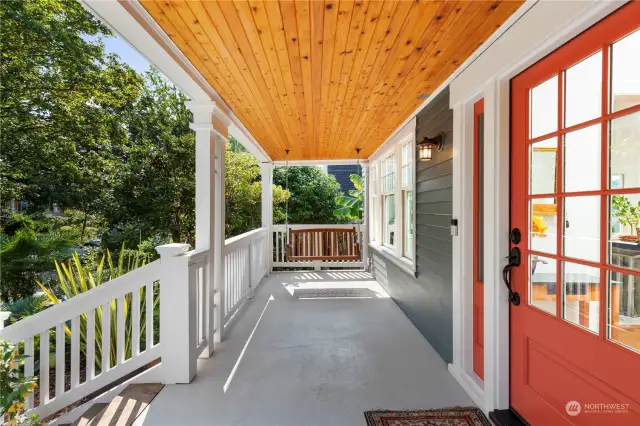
xmin=369 ymin=131 xmax=416 ymax=269
xmin=381 ymin=154 xmax=396 ymax=248
xmin=370 ymin=165 xmax=378 ymax=243
xmin=401 ymin=142 xmax=414 ymax=259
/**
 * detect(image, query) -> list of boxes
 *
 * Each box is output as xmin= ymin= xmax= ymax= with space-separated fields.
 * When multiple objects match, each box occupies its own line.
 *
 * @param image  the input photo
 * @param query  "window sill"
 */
xmin=369 ymin=243 xmax=417 ymax=278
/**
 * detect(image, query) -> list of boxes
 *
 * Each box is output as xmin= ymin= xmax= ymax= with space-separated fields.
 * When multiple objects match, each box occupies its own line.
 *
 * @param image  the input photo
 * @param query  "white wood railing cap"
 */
xmin=156 ymin=243 xmax=191 ymax=258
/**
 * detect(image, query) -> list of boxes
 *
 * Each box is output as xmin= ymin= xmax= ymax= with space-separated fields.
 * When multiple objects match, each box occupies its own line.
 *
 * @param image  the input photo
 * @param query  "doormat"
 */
xmin=364 ymin=407 xmax=491 ymax=426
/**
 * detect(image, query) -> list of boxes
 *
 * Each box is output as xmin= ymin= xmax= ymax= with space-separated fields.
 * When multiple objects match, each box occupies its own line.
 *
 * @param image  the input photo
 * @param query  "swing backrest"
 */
xmin=286 ymin=227 xmax=360 ymax=261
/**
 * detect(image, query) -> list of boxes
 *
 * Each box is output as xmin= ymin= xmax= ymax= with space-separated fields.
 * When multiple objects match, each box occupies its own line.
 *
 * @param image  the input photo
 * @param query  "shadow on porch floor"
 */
xmin=138 ymin=271 xmax=473 ymax=425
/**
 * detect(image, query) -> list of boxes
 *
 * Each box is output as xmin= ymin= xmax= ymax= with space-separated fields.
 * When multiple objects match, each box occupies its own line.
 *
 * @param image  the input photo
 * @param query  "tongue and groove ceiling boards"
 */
xmin=140 ymin=0 xmax=523 ymax=160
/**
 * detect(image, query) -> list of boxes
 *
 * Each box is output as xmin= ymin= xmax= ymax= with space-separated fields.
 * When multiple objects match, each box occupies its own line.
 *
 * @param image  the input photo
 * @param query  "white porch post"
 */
xmin=213 ymin=130 xmax=227 ymax=343
xmin=362 ymin=164 xmax=370 ymax=270
xmin=156 ymin=243 xmax=195 ymax=384
xmin=188 ymin=101 xmax=228 ymax=349
xmin=260 ymin=163 xmax=273 ymax=274
xmin=188 ymin=101 xmax=216 ymax=357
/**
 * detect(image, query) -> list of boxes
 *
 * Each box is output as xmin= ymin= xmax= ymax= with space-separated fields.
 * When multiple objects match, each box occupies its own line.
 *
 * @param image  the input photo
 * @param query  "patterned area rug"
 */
xmin=364 ymin=407 xmax=491 ymax=426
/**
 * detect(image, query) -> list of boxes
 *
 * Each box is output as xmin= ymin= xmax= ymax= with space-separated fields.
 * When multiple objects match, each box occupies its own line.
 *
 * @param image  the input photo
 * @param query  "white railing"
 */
xmin=188 ymin=250 xmax=212 ymax=359
xmin=271 ymin=224 xmax=364 ymax=270
xmin=0 ymin=230 xmax=271 ymax=422
xmin=223 ymin=227 xmax=268 ymax=323
xmin=0 ymin=261 xmax=162 ymax=421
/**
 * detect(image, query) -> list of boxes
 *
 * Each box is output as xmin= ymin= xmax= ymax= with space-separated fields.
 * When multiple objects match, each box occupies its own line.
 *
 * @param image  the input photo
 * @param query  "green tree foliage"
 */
xmin=0 ymin=0 xmax=143 ymax=222
xmin=225 ymin=143 xmax=289 ymax=238
xmin=108 ymin=70 xmax=195 ymax=245
xmin=334 ymin=174 xmax=364 ymax=220
xmin=273 ymin=166 xmax=345 ymax=224
xmin=0 ymin=226 xmax=76 ymax=301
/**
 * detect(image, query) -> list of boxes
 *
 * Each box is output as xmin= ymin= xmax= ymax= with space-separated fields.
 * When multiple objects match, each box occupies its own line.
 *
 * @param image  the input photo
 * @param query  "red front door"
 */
xmin=510 ymin=3 xmax=640 ymax=425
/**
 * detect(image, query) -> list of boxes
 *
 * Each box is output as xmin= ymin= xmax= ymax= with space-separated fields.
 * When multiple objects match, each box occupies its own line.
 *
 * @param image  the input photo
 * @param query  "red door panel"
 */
xmin=473 ymin=99 xmax=485 ymax=380
xmin=510 ymin=3 xmax=640 ymax=425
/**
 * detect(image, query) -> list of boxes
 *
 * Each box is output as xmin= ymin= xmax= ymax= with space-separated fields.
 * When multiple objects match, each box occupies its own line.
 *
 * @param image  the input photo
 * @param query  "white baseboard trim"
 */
xmin=448 ymin=363 xmax=486 ymax=413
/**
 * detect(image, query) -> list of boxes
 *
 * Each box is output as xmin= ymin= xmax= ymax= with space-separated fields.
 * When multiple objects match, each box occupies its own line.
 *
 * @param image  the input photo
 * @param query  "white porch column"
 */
xmin=188 ymin=101 xmax=229 ymax=349
xmin=213 ymin=134 xmax=227 ymax=342
xmin=362 ymin=164 xmax=370 ymax=271
xmin=260 ymin=163 xmax=273 ymax=274
xmin=156 ymin=243 xmax=195 ymax=384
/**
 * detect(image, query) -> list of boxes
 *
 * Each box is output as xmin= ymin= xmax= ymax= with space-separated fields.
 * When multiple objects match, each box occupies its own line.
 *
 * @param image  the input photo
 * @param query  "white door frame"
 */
xmin=448 ymin=0 xmax=627 ymax=414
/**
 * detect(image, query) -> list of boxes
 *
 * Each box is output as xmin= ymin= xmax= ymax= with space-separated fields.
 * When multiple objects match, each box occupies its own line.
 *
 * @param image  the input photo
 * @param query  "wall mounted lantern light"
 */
xmin=418 ymin=133 xmax=445 ymax=161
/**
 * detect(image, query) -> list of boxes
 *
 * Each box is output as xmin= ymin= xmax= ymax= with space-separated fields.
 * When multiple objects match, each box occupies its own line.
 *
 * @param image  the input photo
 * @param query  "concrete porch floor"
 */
xmin=139 ymin=271 xmax=473 ymax=425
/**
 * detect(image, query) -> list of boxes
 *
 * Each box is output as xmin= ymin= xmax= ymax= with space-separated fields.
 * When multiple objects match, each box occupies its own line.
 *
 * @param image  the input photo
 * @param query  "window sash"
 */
xmin=403 ymin=190 xmax=414 ymax=258
xmin=383 ymin=194 xmax=396 ymax=247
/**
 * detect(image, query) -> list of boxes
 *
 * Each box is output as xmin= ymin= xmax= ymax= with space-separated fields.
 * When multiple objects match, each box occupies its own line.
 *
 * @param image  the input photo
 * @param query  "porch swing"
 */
xmin=283 ymin=149 xmax=361 ymax=262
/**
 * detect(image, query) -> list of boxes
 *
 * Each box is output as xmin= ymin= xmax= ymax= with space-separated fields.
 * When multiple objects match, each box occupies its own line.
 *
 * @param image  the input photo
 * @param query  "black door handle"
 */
xmin=503 ymin=247 xmax=521 ymax=306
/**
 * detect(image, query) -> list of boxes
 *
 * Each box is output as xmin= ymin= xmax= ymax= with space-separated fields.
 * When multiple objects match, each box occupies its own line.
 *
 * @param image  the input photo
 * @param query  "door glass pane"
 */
xmin=609 ymin=270 xmax=640 ymax=354
xmin=530 ymin=76 xmax=558 ymax=138
xmin=564 ymin=51 xmax=602 ymax=128
xmin=563 ymin=261 xmax=600 ymax=334
xmin=529 ymin=138 xmax=557 ymax=195
xmin=563 ymin=196 xmax=600 ymax=262
xmin=609 ymin=193 xmax=640 ymax=270
xmin=611 ymin=29 xmax=640 ymax=113
xmin=564 ymin=124 xmax=601 ymax=193
xmin=530 ymin=255 xmax=557 ymax=316
xmin=610 ymin=111 xmax=640 ymax=190
xmin=530 ymin=198 xmax=557 ymax=255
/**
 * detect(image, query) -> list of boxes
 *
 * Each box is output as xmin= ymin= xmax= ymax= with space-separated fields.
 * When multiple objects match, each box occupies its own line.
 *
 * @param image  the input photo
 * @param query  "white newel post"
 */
xmin=213 ymin=133 xmax=227 ymax=342
xmin=156 ymin=243 xmax=195 ymax=384
xmin=362 ymin=164 xmax=370 ymax=271
xmin=260 ymin=163 xmax=273 ymax=275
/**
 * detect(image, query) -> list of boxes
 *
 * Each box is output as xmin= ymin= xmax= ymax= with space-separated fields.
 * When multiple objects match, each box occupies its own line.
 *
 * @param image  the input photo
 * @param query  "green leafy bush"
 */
xmin=0 ymin=341 xmax=41 ymax=425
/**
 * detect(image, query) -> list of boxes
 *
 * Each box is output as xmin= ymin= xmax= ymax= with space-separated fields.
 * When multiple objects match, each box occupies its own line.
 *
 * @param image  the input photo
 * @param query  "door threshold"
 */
xmin=488 ymin=409 xmax=529 ymax=426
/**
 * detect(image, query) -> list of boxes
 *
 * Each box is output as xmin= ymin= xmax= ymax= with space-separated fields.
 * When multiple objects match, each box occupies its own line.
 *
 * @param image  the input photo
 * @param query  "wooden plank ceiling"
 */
xmin=140 ymin=0 xmax=523 ymax=160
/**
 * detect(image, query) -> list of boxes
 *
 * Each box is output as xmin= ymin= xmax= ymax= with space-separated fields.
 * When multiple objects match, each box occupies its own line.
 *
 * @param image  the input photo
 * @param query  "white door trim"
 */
xmin=448 ymin=0 xmax=627 ymax=414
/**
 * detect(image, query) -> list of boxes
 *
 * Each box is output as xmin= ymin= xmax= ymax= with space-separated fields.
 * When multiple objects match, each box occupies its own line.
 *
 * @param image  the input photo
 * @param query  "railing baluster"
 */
xmin=87 ymin=308 xmax=95 ymax=380
xmin=101 ymin=302 xmax=110 ymax=373
xmin=200 ymin=265 xmax=205 ymax=342
xmin=117 ymin=295 xmax=125 ymax=365
xmin=71 ymin=315 xmax=80 ymax=389
xmin=146 ymin=282 xmax=154 ymax=350
xmin=56 ymin=322 xmax=65 ymax=397
xmin=40 ymin=330 xmax=50 ymax=405
xmin=132 ymin=287 xmax=140 ymax=357
xmin=24 ymin=336 xmax=34 ymax=409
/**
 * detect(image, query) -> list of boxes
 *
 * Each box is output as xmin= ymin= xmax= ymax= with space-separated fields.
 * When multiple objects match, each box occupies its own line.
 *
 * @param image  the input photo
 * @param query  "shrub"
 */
xmin=0 ymin=340 xmax=41 ymax=425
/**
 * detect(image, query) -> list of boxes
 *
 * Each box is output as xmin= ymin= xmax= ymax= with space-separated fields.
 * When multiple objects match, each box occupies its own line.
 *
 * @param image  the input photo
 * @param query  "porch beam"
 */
xmin=272 ymin=159 xmax=368 ymax=167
